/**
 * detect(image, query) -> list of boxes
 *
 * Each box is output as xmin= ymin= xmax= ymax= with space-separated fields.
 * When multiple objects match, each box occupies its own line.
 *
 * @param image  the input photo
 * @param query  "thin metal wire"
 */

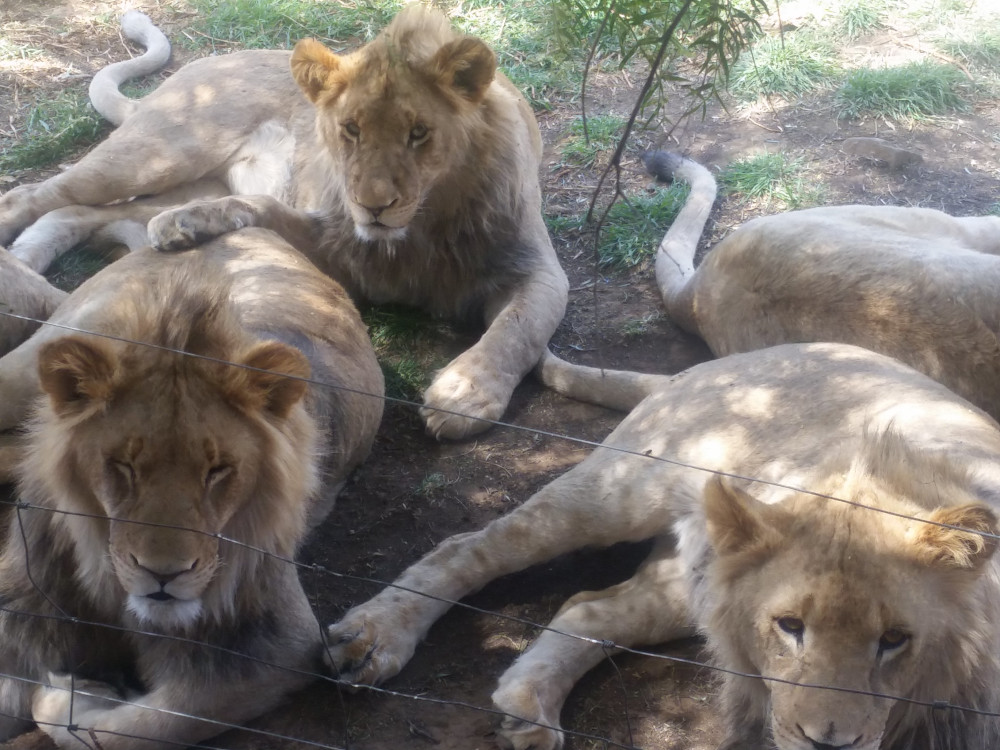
xmin=1 ymin=308 xmax=1000 ymax=749
xmin=0 ymin=309 xmax=995 ymax=543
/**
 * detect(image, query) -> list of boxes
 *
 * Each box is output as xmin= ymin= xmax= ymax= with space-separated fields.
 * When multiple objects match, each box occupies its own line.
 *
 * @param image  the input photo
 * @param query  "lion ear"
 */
xmin=703 ymin=475 xmax=777 ymax=556
xmin=911 ymin=504 xmax=999 ymax=571
xmin=291 ymin=38 xmax=348 ymax=103
xmin=428 ymin=37 xmax=496 ymax=105
xmin=230 ymin=341 xmax=311 ymax=419
xmin=37 ymin=336 xmax=119 ymax=415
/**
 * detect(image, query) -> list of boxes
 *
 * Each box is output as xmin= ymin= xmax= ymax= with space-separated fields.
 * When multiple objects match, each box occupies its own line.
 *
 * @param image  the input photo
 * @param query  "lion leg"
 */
xmin=148 ymin=194 xmax=323 ymax=254
xmin=32 ymin=669 xmax=312 ymax=750
xmin=0 ymin=250 xmax=68 ymax=357
xmin=492 ymin=540 xmax=694 ymax=750
xmin=421 ymin=240 xmax=569 ymax=440
xmin=325 ymin=459 xmax=671 ymax=686
xmin=9 ymin=180 xmax=229 ymax=273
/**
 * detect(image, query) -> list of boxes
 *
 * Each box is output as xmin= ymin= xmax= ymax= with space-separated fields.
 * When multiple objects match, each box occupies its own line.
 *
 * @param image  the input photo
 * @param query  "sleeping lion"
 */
xmin=0 ymin=5 xmax=568 ymax=440
xmin=323 ymin=343 xmax=1000 ymax=750
xmin=0 ymin=228 xmax=383 ymax=749
xmin=645 ymin=150 xmax=1000 ymax=422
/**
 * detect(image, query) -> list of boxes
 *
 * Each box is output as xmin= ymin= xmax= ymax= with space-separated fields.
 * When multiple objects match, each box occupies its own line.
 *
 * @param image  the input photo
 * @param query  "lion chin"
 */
xmin=126 ymin=595 xmax=204 ymax=630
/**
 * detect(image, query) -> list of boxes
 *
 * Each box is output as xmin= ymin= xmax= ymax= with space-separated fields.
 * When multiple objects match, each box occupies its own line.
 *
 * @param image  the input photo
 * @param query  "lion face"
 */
xmin=33 ymin=334 xmax=314 ymax=630
xmin=703 ymin=477 xmax=999 ymax=750
xmin=290 ymin=25 xmax=496 ymax=242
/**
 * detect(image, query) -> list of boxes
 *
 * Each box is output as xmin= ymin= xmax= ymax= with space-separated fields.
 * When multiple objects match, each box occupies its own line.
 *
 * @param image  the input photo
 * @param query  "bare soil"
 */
xmin=1 ymin=4 xmax=999 ymax=750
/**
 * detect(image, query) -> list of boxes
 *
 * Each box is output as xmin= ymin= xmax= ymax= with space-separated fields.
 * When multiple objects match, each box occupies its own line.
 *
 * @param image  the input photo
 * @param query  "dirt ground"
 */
xmin=2 ymin=3 xmax=999 ymax=750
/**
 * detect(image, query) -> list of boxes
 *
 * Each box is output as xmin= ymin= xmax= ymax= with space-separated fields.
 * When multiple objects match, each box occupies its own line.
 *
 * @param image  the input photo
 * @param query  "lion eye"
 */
xmin=409 ymin=124 xmax=428 ymax=145
xmin=205 ymin=465 xmax=232 ymax=490
xmin=342 ymin=121 xmax=360 ymax=140
xmin=777 ymin=616 xmax=805 ymax=638
xmin=879 ymin=628 xmax=910 ymax=652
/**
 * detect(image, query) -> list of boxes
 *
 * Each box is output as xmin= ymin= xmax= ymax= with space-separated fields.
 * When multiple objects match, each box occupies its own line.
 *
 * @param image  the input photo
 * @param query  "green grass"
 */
xmin=720 ymin=152 xmax=823 ymax=208
xmin=836 ymin=0 xmax=885 ymax=38
xmin=362 ymin=306 xmax=450 ymax=402
xmin=0 ymin=90 xmax=106 ymax=173
xmin=938 ymin=30 xmax=1000 ymax=70
xmin=559 ymin=115 xmax=626 ymax=167
xmin=184 ymin=0 xmax=403 ymax=49
xmin=836 ymin=60 xmax=970 ymax=120
xmin=989 ymin=203 xmax=1000 ymax=217
xmin=729 ymin=31 xmax=840 ymax=100
xmin=46 ymin=246 xmax=115 ymax=292
xmin=596 ymin=184 xmax=690 ymax=269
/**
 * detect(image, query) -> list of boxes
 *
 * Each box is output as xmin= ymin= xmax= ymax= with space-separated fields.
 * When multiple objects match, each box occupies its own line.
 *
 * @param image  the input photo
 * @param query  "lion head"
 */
xmin=22 ymin=297 xmax=319 ymax=632
xmin=288 ymin=6 xmax=498 ymax=243
xmin=701 ymin=456 xmax=1000 ymax=750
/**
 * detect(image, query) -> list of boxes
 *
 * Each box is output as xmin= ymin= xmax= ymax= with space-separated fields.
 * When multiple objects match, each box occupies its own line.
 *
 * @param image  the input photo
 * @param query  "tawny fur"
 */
xmin=0 ymin=228 xmax=383 ymax=749
xmin=327 ymin=343 xmax=1000 ymax=750
xmin=646 ymin=150 xmax=1000 ymax=423
xmin=0 ymin=6 xmax=568 ymax=440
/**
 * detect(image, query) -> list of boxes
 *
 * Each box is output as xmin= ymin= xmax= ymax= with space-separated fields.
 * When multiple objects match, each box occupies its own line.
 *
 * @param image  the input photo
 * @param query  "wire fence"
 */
xmin=0 ymin=306 xmax=999 ymax=749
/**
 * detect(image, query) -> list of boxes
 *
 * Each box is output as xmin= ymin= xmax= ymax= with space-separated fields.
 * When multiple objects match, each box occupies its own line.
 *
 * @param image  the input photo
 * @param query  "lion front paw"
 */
xmin=421 ymin=365 xmax=510 ymax=440
xmin=32 ymin=673 xmax=124 ymax=748
xmin=324 ymin=613 xmax=419 ymax=686
xmin=148 ymin=200 xmax=253 ymax=252
xmin=492 ymin=683 xmax=565 ymax=750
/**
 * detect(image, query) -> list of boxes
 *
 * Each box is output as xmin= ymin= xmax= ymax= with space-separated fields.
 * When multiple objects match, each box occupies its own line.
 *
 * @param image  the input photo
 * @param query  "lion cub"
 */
xmin=0 ymin=7 xmax=568 ymax=440
xmin=0 ymin=229 xmax=383 ymax=749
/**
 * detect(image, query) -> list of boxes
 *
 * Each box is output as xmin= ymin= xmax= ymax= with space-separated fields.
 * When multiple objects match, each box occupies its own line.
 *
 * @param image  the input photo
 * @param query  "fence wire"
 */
xmin=0 ymin=306 xmax=998 ymax=750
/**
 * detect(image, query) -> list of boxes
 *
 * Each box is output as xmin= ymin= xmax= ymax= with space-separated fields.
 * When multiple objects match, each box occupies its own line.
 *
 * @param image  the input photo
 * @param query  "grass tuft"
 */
xmin=184 ymin=0 xmax=403 ymax=50
xmin=719 ymin=152 xmax=823 ymax=209
xmin=836 ymin=0 xmax=885 ymax=38
xmin=597 ymin=184 xmax=690 ymax=269
xmin=729 ymin=31 xmax=839 ymax=100
xmin=0 ymin=91 xmax=106 ymax=173
xmin=836 ymin=60 xmax=970 ymax=120
xmin=559 ymin=115 xmax=626 ymax=167
xmin=362 ymin=306 xmax=451 ymax=402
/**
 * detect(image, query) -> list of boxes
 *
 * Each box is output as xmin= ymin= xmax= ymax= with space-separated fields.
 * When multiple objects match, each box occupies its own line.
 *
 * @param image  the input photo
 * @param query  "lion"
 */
xmin=644 ymin=150 xmax=1000 ymax=422
xmin=0 ymin=227 xmax=384 ymax=749
xmin=321 ymin=342 xmax=1000 ymax=750
xmin=0 ymin=6 xmax=568 ymax=440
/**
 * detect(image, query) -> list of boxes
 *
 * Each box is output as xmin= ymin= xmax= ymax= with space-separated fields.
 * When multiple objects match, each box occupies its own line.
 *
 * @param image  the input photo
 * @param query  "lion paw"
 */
xmin=324 ymin=614 xmax=418 ymax=686
xmin=148 ymin=200 xmax=253 ymax=252
xmin=492 ymin=683 xmax=565 ymax=750
xmin=32 ymin=673 xmax=123 ymax=747
xmin=421 ymin=365 xmax=509 ymax=440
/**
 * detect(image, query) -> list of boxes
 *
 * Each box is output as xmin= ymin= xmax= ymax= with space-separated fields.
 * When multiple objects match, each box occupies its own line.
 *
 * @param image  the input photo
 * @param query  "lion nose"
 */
xmin=131 ymin=554 xmax=198 ymax=586
xmin=359 ymin=198 xmax=398 ymax=220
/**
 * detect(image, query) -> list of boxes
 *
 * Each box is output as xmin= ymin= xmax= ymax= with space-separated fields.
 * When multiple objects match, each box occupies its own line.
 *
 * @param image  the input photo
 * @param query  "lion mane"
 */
xmin=320 ymin=343 xmax=1000 ymax=750
xmin=0 ymin=229 xmax=383 ymax=749
xmin=0 ymin=6 xmax=568 ymax=440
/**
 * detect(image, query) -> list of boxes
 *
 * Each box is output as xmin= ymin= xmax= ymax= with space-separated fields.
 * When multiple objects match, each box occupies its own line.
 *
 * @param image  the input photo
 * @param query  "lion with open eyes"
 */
xmin=0 ymin=5 xmax=567 ymax=440
xmin=0 ymin=229 xmax=383 ymax=749
xmin=323 ymin=343 xmax=1000 ymax=750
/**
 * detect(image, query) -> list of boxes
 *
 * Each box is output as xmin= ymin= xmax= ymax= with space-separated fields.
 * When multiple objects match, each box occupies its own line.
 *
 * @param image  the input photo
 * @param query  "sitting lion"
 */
xmin=0 ymin=6 xmax=568 ymax=440
xmin=0 ymin=228 xmax=383 ymax=749
xmin=322 ymin=342 xmax=1000 ymax=750
xmin=644 ymin=150 xmax=1000 ymax=422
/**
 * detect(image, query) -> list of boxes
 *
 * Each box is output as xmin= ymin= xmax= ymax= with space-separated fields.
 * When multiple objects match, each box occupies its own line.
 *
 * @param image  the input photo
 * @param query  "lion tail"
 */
xmin=642 ymin=151 xmax=717 ymax=329
xmin=536 ymin=349 xmax=669 ymax=413
xmin=89 ymin=11 xmax=171 ymax=126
